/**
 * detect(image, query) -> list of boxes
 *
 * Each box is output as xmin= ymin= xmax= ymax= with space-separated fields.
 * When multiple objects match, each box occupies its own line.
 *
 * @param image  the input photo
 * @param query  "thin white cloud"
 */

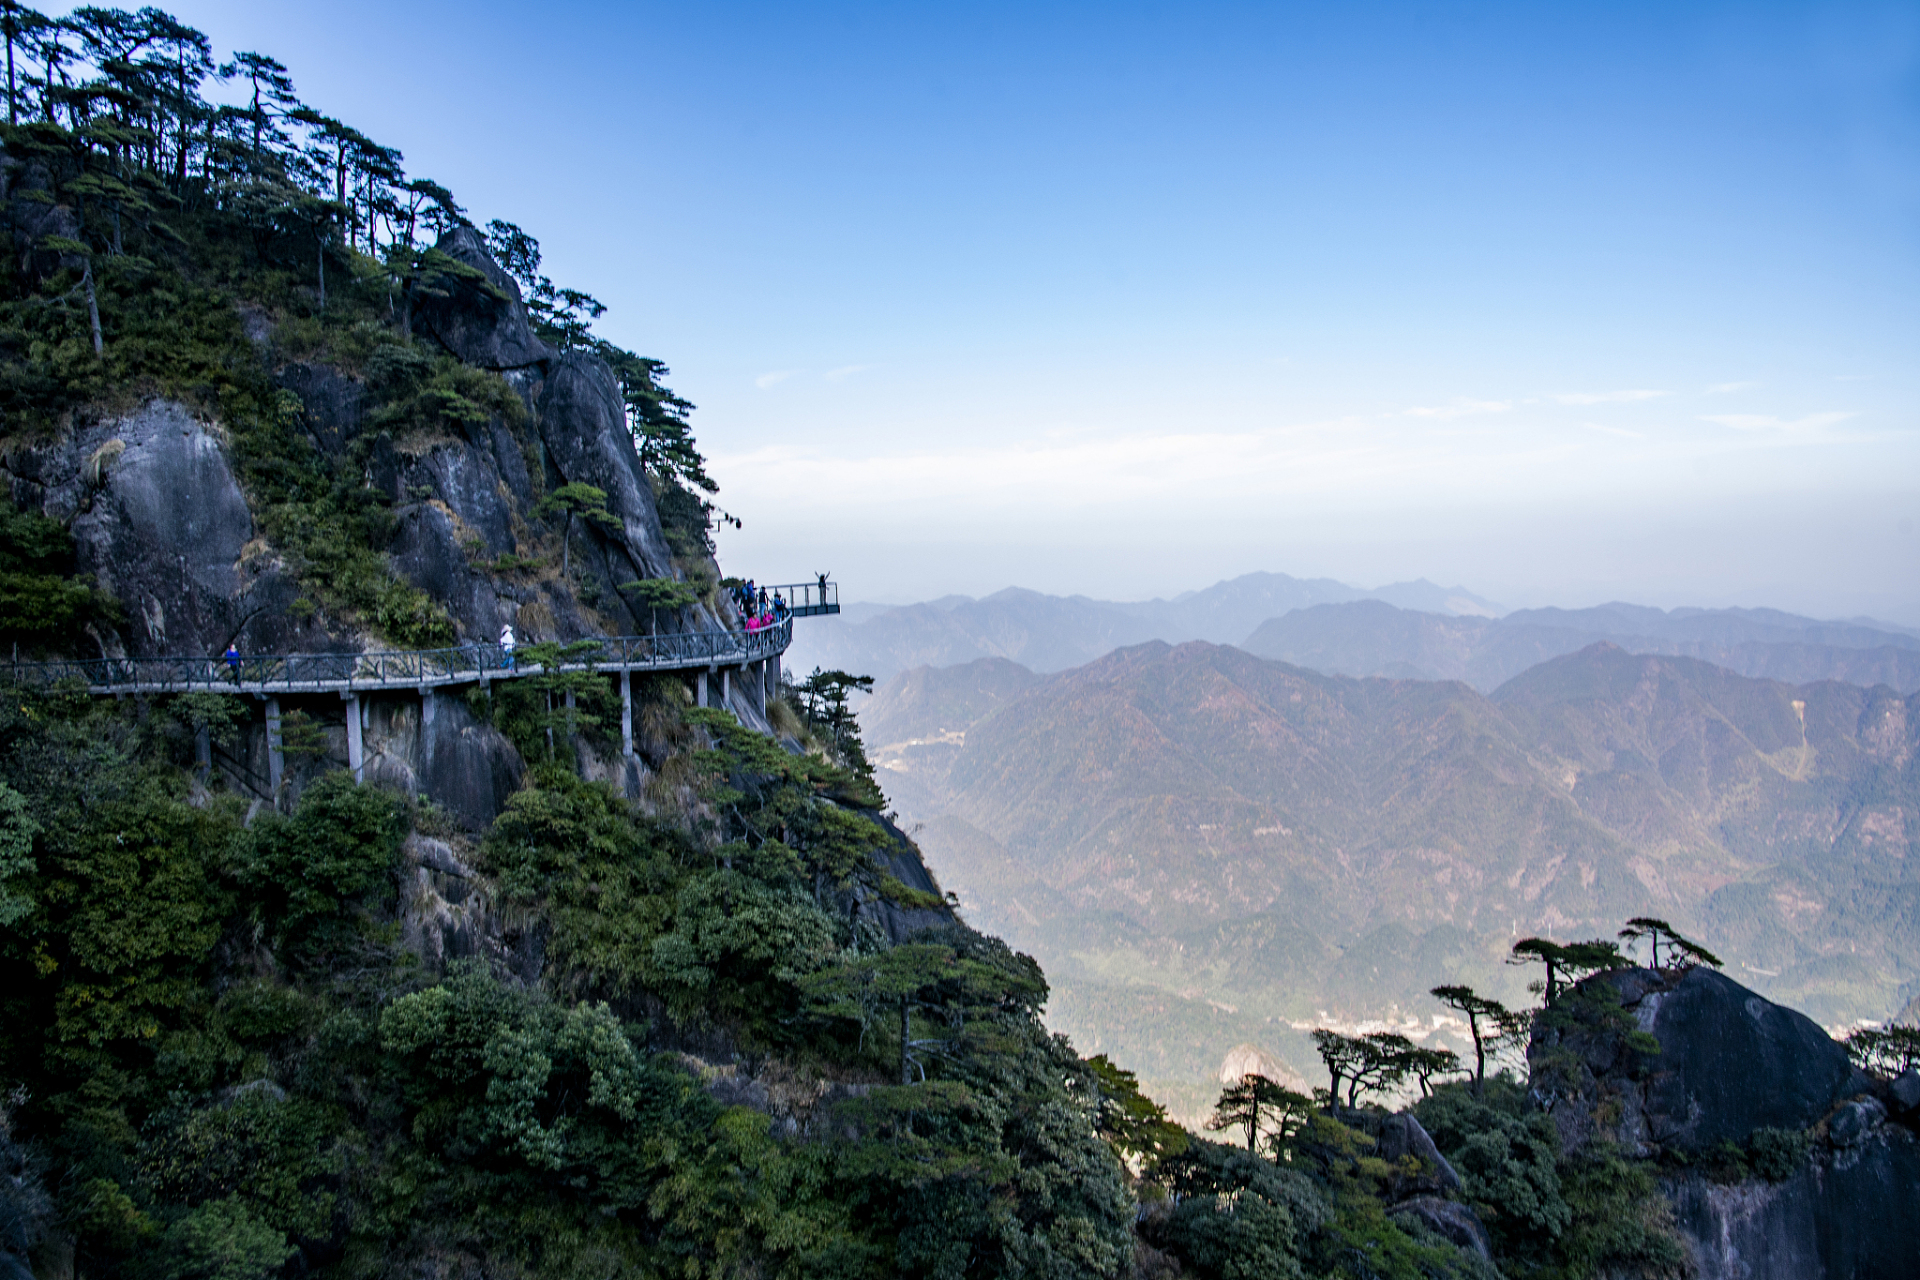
xmin=1699 ymin=412 xmax=1854 ymax=434
xmin=754 ymin=370 xmax=799 ymax=389
xmin=1404 ymin=399 xmax=1511 ymax=419
xmin=823 ymin=364 xmax=876 ymax=382
xmin=1707 ymin=381 xmax=1758 ymax=394
xmin=1582 ymin=422 xmax=1645 ymax=439
xmin=1552 ymin=389 xmax=1667 ymax=406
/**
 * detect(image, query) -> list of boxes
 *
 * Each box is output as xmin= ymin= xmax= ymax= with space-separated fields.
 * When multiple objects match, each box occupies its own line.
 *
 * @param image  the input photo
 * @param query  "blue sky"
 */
xmin=159 ymin=1 xmax=1920 ymax=618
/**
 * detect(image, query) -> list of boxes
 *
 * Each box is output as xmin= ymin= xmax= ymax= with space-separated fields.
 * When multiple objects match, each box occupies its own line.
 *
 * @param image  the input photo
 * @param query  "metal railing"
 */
xmin=0 ymin=618 xmax=793 ymax=696
xmin=735 ymin=579 xmax=839 ymax=618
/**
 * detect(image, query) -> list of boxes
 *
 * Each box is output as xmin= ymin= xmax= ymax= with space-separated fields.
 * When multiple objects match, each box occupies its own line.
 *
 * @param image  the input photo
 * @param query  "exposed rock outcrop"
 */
xmin=2 ymin=402 xmax=322 ymax=658
xmin=413 ymin=225 xmax=555 ymax=370
xmin=1669 ymin=1124 xmax=1920 ymax=1280
xmin=855 ymin=812 xmax=955 ymax=943
xmin=397 ymin=832 xmax=544 ymax=985
xmin=535 ymin=350 xmax=676 ymax=591
xmin=1533 ymin=967 xmax=1919 ymax=1280
xmin=1388 ymin=1195 xmax=1493 ymax=1263
xmin=1531 ymin=966 xmax=1866 ymax=1158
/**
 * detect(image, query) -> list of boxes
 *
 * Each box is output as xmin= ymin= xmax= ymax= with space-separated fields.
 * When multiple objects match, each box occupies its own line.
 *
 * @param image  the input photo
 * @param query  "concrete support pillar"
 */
xmin=756 ymin=659 xmax=767 ymax=720
xmin=420 ymin=688 xmax=436 ymax=776
xmin=620 ymin=669 xmax=634 ymax=757
xmin=344 ymin=692 xmax=364 ymax=784
xmin=768 ymin=653 xmax=780 ymax=700
xmin=696 ymin=669 xmax=708 ymax=708
xmin=720 ymin=666 xmax=731 ymax=708
xmin=264 ymin=696 xmax=284 ymax=795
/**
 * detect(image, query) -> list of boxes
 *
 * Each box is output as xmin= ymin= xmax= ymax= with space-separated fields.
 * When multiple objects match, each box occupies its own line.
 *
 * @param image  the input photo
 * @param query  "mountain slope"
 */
xmin=867 ymin=643 xmax=1920 ymax=1105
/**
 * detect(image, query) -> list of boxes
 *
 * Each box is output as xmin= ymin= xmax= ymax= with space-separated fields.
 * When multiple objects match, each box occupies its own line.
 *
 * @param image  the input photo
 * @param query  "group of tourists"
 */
xmin=732 ymin=579 xmax=790 ymax=633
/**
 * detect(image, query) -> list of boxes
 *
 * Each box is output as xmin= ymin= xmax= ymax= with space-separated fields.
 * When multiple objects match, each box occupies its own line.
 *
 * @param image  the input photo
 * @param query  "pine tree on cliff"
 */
xmin=1431 ymin=984 xmax=1525 ymax=1097
xmin=534 ymin=483 xmax=621 ymax=579
xmin=1618 ymin=917 xmax=1722 ymax=971
xmin=221 ymin=50 xmax=297 ymax=156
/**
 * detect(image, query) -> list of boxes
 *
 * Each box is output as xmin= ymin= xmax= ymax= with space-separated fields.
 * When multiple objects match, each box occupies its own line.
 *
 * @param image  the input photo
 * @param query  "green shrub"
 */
xmin=1413 ymin=1080 xmax=1569 ymax=1257
xmin=1747 ymin=1127 xmax=1810 ymax=1183
xmin=158 ymin=1196 xmax=296 ymax=1280
xmin=231 ymin=772 xmax=405 ymax=962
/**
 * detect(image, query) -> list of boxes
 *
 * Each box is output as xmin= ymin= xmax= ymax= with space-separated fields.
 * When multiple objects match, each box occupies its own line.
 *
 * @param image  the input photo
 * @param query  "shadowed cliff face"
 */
xmin=1533 ymin=967 xmax=1920 ymax=1280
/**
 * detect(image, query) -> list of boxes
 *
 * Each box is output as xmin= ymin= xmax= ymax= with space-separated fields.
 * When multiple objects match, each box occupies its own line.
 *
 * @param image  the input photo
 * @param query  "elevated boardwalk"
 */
xmin=2 ymin=619 xmax=792 ymax=697
xmin=1 ymin=578 xmax=836 ymax=798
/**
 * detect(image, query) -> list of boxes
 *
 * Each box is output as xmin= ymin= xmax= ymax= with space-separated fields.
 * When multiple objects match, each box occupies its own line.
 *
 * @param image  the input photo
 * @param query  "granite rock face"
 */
xmin=1531 ymin=966 xmax=1865 ymax=1158
xmin=535 ymin=350 xmax=677 ymax=595
xmin=1387 ymin=1196 xmax=1493 ymax=1263
xmin=1641 ymin=968 xmax=1862 ymax=1154
xmin=854 ymin=812 xmax=955 ymax=944
xmin=1669 ymin=1124 xmax=1920 ymax=1280
xmin=1 ymin=401 xmax=324 ymax=659
xmin=1533 ymin=966 xmax=1918 ymax=1279
xmin=413 ymin=225 xmax=555 ymax=370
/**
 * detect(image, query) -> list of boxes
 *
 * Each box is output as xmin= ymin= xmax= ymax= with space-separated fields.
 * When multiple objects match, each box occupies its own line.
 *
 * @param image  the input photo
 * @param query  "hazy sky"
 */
xmin=158 ymin=1 xmax=1920 ymax=620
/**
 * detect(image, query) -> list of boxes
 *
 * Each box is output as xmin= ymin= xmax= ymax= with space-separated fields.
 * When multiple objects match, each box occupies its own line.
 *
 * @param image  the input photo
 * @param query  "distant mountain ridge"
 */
xmin=1242 ymin=600 xmax=1920 ymax=693
xmin=789 ymin=572 xmax=1920 ymax=695
xmin=785 ymin=571 xmax=1502 ymax=680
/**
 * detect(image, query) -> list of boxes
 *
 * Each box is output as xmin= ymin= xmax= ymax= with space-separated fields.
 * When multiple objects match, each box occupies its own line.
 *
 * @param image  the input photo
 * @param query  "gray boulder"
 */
xmin=1889 ymin=1069 xmax=1920 ymax=1116
xmin=414 ymin=226 xmax=554 ymax=370
xmin=1640 ymin=968 xmax=1862 ymax=1153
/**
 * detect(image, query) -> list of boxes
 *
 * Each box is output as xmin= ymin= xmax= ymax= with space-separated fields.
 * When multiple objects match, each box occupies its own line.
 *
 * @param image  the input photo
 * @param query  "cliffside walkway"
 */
xmin=3 ymin=619 xmax=793 ymax=697
xmin=1 ymin=579 xmax=838 ymax=795
xmin=0 ymin=578 xmax=839 ymax=698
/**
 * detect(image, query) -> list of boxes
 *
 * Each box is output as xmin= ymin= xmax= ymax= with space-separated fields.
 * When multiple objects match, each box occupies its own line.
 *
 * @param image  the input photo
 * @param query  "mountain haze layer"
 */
xmin=792 ymin=573 xmax=1920 ymax=700
xmin=783 ymin=572 xmax=1501 ymax=681
xmin=1243 ymin=600 xmax=1920 ymax=694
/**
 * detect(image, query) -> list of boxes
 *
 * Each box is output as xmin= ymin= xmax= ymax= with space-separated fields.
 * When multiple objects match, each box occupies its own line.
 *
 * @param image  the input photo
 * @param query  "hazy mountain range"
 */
xmin=790 ymin=572 xmax=1920 ymax=694
xmin=786 ymin=572 xmax=1503 ymax=681
xmin=860 ymin=641 xmax=1920 ymax=1118
xmin=1244 ymin=600 xmax=1920 ymax=693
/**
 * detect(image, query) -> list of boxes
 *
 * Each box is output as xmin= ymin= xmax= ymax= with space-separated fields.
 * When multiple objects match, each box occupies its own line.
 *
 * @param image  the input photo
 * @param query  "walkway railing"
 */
xmin=0 ymin=618 xmax=792 ymax=696
xmin=743 ymin=580 xmax=839 ymax=618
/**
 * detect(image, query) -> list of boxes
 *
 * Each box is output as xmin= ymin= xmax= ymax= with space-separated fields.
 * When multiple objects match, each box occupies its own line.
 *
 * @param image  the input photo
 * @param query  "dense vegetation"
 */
xmin=0 ymin=10 xmax=1140 ymax=1275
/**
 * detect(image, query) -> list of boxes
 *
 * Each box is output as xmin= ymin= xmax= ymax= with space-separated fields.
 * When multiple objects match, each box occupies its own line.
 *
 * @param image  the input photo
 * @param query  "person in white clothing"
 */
xmin=500 ymin=623 xmax=516 ymax=671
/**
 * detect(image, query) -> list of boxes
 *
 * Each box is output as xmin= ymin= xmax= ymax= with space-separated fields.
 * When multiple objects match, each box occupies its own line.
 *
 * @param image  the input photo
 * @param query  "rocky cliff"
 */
xmin=1 ymin=227 xmax=771 ymax=828
xmin=1531 ymin=966 xmax=1920 ymax=1279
